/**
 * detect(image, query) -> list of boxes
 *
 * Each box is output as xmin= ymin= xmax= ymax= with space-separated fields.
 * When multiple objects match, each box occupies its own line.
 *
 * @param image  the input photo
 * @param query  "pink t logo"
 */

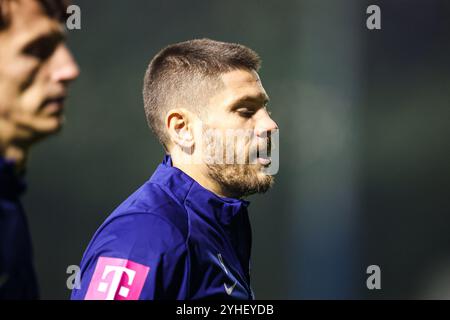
xmin=85 ymin=257 xmax=150 ymax=300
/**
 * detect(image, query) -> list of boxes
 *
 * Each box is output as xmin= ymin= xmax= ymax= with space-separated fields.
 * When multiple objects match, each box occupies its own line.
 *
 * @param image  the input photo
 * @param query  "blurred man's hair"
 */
xmin=0 ymin=0 xmax=69 ymax=30
xmin=143 ymin=38 xmax=261 ymax=150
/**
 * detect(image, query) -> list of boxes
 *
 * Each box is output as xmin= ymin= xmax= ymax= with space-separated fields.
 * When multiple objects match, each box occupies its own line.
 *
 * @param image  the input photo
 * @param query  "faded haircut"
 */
xmin=143 ymin=38 xmax=261 ymax=149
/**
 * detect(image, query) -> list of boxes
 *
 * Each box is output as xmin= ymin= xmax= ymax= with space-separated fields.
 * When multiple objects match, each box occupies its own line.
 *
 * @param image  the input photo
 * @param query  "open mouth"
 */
xmin=257 ymin=156 xmax=271 ymax=166
xmin=42 ymin=96 xmax=66 ymax=115
xmin=256 ymin=139 xmax=272 ymax=166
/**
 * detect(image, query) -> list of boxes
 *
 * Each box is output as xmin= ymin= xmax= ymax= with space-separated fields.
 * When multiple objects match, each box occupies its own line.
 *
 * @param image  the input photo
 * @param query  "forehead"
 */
xmin=208 ymin=69 xmax=269 ymax=112
xmin=220 ymin=69 xmax=267 ymax=97
xmin=0 ymin=0 xmax=63 ymax=47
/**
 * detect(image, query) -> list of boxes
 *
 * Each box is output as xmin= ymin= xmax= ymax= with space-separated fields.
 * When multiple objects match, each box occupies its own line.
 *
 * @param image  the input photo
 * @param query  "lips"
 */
xmin=256 ymin=140 xmax=272 ymax=166
xmin=41 ymin=96 xmax=66 ymax=115
xmin=257 ymin=157 xmax=271 ymax=166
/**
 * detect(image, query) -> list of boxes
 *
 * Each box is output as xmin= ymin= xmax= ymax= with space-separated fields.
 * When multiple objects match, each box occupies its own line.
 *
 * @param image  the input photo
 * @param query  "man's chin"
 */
xmin=255 ymin=173 xmax=275 ymax=193
xmin=28 ymin=116 xmax=65 ymax=142
xmin=40 ymin=117 xmax=64 ymax=133
xmin=207 ymin=163 xmax=275 ymax=198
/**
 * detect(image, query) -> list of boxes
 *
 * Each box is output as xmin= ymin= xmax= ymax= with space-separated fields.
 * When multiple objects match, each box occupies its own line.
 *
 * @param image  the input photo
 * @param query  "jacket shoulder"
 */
xmin=101 ymin=181 xmax=190 ymax=246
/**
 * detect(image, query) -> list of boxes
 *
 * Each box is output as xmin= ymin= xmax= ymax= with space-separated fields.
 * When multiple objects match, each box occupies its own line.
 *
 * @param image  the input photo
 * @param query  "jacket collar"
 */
xmin=0 ymin=157 xmax=26 ymax=198
xmin=150 ymin=155 xmax=250 ymax=226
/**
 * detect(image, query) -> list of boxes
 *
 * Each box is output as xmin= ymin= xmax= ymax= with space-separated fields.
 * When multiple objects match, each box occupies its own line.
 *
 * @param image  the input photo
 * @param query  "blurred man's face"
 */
xmin=198 ymin=69 xmax=279 ymax=197
xmin=0 ymin=0 xmax=79 ymax=145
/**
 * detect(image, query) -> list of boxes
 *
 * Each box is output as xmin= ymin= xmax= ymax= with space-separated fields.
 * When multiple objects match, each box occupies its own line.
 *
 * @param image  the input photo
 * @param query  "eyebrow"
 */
xmin=229 ymin=93 xmax=270 ymax=110
xmin=20 ymin=29 xmax=65 ymax=54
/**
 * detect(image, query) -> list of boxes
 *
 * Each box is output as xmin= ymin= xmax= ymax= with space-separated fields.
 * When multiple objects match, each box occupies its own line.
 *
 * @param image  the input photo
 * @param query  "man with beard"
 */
xmin=72 ymin=39 xmax=278 ymax=300
xmin=0 ymin=0 xmax=79 ymax=299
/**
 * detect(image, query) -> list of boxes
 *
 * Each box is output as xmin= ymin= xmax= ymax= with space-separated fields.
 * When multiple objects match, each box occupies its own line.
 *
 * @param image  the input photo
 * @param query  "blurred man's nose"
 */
xmin=50 ymin=44 xmax=80 ymax=84
xmin=255 ymin=109 xmax=278 ymax=137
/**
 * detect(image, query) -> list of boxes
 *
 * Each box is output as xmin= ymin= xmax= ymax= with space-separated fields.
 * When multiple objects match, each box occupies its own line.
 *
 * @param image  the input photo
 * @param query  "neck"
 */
xmin=1 ymin=145 xmax=28 ymax=174
xmin=171 ymin=156 xmax=231 ymax=198
xmin=0 ymin=122 xmax=30 ymax=174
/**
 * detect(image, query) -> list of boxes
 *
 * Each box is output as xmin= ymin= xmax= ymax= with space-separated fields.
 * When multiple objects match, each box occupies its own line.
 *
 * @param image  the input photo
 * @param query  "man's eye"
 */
xmin=236 ymin=109 xmax=255 ymax=118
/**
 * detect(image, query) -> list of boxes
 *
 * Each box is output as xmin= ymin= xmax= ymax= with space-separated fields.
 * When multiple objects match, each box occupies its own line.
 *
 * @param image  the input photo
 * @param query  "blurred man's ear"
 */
xmin=166 ymin=108 xmax=195 ymax=151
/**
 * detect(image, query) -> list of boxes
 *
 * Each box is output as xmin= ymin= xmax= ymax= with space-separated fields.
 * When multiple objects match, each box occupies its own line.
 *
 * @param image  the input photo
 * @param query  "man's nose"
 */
xmin=50 ymin=44 xmax=80 ymax=84
xmin=255 ymin=110 xmax=278 ymax=137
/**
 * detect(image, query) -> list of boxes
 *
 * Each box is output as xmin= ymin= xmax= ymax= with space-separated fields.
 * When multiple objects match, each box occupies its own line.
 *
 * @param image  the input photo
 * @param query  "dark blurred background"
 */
xmin=23 ymin=0 xmax=450 ymax=299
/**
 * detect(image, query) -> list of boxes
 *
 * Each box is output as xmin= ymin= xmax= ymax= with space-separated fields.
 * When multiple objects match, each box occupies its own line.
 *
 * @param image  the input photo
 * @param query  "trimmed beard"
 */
xmin=202 ymin=124 xmax=274 ymax=198
xmin=206 ymin=162 xmax=274 ymax=198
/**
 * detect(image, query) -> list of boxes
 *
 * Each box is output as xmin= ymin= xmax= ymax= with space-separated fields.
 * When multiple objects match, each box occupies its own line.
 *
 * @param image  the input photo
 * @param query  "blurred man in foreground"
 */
xmin=0 ymin=0 xmax=79 ymax=299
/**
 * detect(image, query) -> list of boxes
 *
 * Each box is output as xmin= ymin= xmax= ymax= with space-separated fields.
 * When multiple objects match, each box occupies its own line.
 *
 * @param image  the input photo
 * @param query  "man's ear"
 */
xmin=165 ymin=108 xmax=195 ymax=149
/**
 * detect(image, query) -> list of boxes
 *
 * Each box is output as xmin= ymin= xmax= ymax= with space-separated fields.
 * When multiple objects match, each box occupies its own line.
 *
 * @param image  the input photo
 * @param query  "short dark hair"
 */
xmin=143 ymin=38 xmax=261 ymax=149
xmin=0 ymin=0 xmax=70 ymax=30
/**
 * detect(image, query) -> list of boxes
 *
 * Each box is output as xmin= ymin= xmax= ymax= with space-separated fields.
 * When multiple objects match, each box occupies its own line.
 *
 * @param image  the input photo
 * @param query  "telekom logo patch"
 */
xmin=85 ymin=257 xmax=150 ymax=300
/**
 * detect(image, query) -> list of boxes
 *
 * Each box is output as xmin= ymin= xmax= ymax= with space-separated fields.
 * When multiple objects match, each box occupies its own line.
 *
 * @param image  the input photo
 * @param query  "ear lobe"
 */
xmin=178 ymin=128 xmax=194 ymax=148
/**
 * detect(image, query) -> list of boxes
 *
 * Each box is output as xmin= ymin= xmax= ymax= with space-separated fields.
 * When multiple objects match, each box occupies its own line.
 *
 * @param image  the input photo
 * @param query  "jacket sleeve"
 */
xmin=71 ymin=212 xmax=189 ymax=300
